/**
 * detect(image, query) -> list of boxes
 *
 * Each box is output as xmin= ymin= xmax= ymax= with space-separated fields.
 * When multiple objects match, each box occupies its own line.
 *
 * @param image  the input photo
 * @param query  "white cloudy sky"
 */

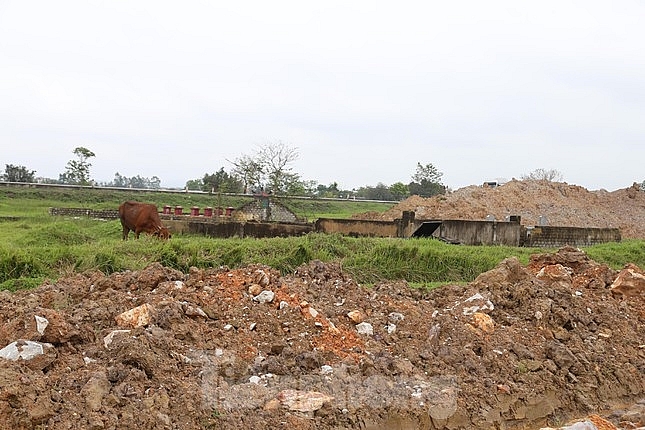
xmin=1 ymin=1 xmax=644 ymax=191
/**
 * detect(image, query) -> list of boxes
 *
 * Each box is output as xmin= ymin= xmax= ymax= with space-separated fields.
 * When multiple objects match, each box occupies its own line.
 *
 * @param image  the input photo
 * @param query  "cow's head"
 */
xmin=154 ymin=226 xmax=172 ymax=240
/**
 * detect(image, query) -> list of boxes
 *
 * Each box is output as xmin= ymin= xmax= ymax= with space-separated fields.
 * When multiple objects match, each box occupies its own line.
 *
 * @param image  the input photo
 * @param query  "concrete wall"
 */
xmin=49 ymin=208 xmax=119 ymax=219
xmin=437 ymin=220 xmax=521 ymax=246
xmin=165 ymin=218 xmax=312 ymax=238
xmin=314 ymin=218 xmax=400 ymax=237
xmin=49 ymin=206 xmax=622 ymax=247
xmin=521 ymin=226 xmax=621 ymax=248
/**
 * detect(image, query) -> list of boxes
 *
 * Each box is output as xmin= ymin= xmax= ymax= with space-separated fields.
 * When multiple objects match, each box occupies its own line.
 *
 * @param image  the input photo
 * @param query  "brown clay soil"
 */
xmin=2 ymin=180 xmax=645 ymax=429
xmin=1 ymin=246 xmax=645 ymax=429
xmin=364 ymin=180 xmax=645 ymax=239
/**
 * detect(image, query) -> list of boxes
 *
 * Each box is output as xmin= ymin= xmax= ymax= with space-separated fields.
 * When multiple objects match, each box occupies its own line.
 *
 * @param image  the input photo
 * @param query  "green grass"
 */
xmin=1 ymin=185 xmax=644 ymax=291
xmin=0 ymin=186 xmax=394 ymax=220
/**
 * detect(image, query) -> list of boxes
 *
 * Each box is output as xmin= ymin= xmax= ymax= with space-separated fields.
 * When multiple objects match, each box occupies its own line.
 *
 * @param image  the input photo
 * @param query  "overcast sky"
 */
xmin=1 ymin=1 xmax=644 ymax=191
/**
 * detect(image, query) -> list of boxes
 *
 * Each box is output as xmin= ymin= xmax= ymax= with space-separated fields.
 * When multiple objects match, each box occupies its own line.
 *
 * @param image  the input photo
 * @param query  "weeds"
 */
xmin=2 ymin=187 xmax=645 ymax=292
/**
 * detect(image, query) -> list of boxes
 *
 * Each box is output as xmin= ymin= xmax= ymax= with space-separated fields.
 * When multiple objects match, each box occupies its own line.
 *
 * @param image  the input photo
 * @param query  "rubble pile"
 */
xmin=369 ymin=181 xmax=645 ymax=239
xmin=0 ymin=247 xmax=645 ymax=429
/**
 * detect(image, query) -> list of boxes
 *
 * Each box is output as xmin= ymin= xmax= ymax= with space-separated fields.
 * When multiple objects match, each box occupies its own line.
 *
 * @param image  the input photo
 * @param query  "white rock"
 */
xmin=34 ymin=315 xmax=49 ymax=335
xmin=356 ymin=322 xmax=374 ymax=336
xmin=253 ymin=290 xmax=275 ymax=304
xmin=103 ymin=330 xmax=131 ymax=348
xmin=0 ymin=340 xmax=54 ymax=361
xmin=277 ymin=389 xmax=334 ymax=412
xmin=183 ymin=304 xmax=208 ymax=318
xmin=320 ymin=365 xmax=333 ymax=375
xmin=388 ymin=312 xmax=405 ymax=322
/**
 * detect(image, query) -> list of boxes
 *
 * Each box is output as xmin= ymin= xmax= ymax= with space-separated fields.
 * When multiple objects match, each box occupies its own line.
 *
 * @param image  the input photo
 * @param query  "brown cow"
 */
xmin=118 ymin=201 xmax=171 ymax=240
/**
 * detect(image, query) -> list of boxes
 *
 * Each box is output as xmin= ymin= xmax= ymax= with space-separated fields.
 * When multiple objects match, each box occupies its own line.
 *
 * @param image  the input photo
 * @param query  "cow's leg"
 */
xmin=122 ymin=225 xmax=130 ymax=240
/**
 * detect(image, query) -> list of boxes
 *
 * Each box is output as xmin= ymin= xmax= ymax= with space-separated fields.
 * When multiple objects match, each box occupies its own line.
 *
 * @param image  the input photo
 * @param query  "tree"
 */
xmin=106 ymin=172 xmax=162 ymax=189
xmin=356 ymin=183 xmax=395 ymax=201
xmin=408 ymin=162 xmax=445 ymax=197
xmin=111 ymin=172 xmax=128 ymax=188
xmin=60 ymin=147 xmax=95 ymax=185
xmin=185 ymin=179 xmax=203 ymax=191
xmin=230 ymin=154 xmax=264 ymax=194
xmin=412 ymin=162 xmax=443 ymax=184
xmin=521 ymin=168 xmax=563 ymax=182
xmin=1 ymin=164 xmax=36 ymax=182
xmin=389 ymin=182 xmax=410 ymax=201
xmin=315 ymin=182 xmax=341 ymax=198
xmin=230 ymin=141 xmax=300 ymax=195
xmin=256 ymin=141 xmax=300 ymax=195
xmin=201 ymin=168 xmax=243 ymax=193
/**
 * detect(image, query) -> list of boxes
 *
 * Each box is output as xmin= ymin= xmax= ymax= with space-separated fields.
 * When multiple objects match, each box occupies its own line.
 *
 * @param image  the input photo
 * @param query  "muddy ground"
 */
xmin=1 ymin=246 xmax=645 ymax=429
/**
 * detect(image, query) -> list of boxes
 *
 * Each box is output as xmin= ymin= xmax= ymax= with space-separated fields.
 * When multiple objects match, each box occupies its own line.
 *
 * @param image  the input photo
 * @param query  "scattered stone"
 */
xmin=469 ymin=312 xmax=495 ymax=334
xmin=254 ymin=269 xmax=270 ymax=287
xmin=388 ymin=312 xmax=405 ymax=323
xmin=81 ymin=372 xmax=111 ymax=411
xmin=34 ymin=315 xmax=48 ymax=335
xmin=103 ymin=330 xmax=131 ymax=348
xmin=183 ymin=303 xmax=208 ymax=319
xmin=0 ymin=339 xmax=54 ymax=361
xmin=356 ymin=322 xmax=373 ymax=336
xmin=320 ymin=365 xmax=333 ymax=375
xmin=115 ymin=303 xmax=154 ymax=328
xmin=610 ymin=263 xmax=645 ymax=298
xmin=276 ymin=389 xmax=334 ymax=413
xmin=461 ymin=292 xmax=495 ymax=315
xmin=347 ymin=310 xmax=365 ymax=323
xmin=253 ymin=290 xmax=275 ymax=304
xmin=248 ymin=284 xmax=262 ymax=296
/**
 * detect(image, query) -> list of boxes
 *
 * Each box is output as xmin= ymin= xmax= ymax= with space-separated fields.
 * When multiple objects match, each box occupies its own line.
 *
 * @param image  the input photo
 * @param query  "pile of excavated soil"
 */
xmin=1 ymin=248 xmax=645 ymax=429
xmin=365 ymin=180 xmax=645 ymax=239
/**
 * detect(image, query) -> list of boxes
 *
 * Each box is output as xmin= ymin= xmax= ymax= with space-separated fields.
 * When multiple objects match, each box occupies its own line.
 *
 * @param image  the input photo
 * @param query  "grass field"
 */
xmin=2 ymin=185 xmax=644 ymax=291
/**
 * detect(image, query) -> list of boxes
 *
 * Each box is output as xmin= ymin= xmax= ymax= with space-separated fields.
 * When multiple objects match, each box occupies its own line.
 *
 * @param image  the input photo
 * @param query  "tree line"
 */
xmin=1 ymin=143 xmax=447 ymax=201
xmin=2 ymin=143 xmax=572 ymax=201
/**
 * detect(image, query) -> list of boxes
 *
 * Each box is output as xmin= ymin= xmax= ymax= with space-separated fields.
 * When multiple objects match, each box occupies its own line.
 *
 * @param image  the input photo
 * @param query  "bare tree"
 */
xmin=229 ymin=154 xmax=264 ymax=194
xmin=229 ymin=141 xmax=300 ymax=194
xmin=257 ymin=141 xmax=299 ymax=194
xmin=521 ymin=168 xmax=563 ymax=182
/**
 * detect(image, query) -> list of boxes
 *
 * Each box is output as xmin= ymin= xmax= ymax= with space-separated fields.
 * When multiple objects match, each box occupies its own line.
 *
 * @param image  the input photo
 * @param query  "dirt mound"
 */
xmin=1 ymin=249 xmax=645 ymax=429
xmin=368 ymin=180 xmax=645 ymax=239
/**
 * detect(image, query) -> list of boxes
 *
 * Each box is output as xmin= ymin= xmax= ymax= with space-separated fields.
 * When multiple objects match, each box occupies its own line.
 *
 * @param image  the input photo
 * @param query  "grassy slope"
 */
xmin=1 ymin=186 xmax=644 ymax=291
